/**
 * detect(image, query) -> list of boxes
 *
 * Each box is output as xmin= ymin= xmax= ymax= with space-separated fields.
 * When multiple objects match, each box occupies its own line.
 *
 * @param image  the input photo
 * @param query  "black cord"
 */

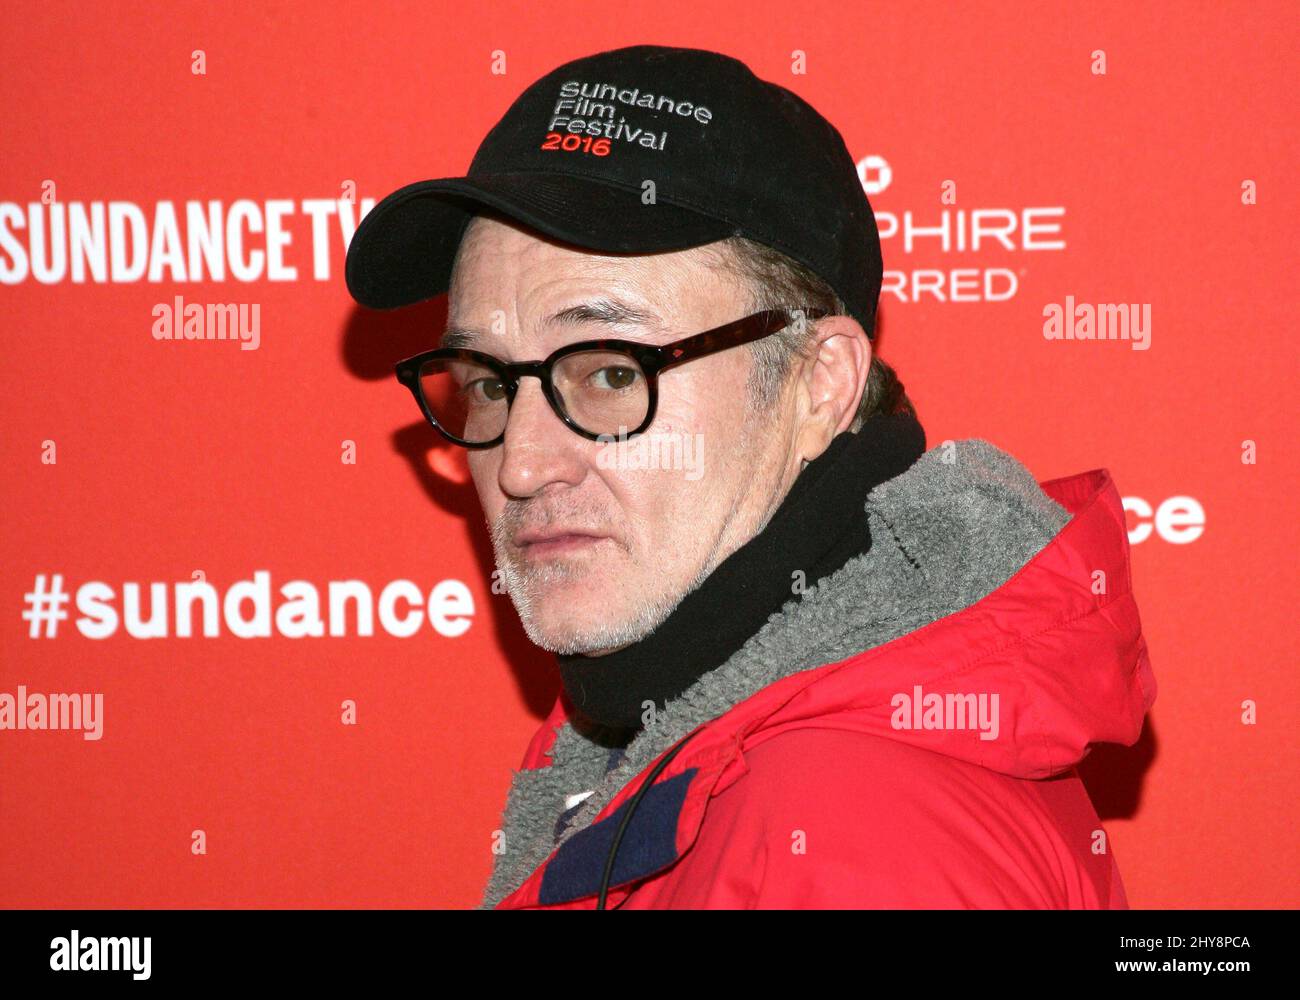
xmin=596 ymin=728 xmax=702 ymax=910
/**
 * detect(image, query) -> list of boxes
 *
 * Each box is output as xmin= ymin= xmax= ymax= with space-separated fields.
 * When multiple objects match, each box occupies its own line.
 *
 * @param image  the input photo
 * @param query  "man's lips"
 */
xmin=513 ymin=528 xmax=613 ymax=556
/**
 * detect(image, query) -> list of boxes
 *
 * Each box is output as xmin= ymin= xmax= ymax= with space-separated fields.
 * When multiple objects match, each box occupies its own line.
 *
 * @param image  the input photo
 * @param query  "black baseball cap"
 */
xmin=345 ymin=44 xmax=884 ymax=337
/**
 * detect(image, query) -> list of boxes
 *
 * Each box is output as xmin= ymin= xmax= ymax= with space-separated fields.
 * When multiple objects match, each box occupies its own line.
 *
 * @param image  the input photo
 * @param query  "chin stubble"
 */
xmin=487 ymin=507 xmax=721 ymax=657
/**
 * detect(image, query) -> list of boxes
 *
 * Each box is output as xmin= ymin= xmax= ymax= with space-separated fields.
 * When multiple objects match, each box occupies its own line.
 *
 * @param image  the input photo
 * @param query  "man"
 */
xmin=346 ymin=44 xmax=1156 ymax=909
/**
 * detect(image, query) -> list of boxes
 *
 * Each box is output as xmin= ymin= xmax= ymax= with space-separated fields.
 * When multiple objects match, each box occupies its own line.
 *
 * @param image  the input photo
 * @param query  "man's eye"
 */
xmin=590 ymin=366 xmax=639 ymax=390
xmin=463 ymin=377 xmax=506 ymax=402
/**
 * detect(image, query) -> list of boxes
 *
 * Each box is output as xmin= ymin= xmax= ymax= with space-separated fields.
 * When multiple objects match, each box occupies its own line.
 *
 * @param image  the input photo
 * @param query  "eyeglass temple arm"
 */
xmin=654 ymin=308 xmax=826 ymax=372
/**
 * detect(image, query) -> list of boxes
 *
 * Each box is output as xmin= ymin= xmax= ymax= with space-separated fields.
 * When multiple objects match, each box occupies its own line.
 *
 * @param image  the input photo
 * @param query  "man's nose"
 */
xmin=495 ymin=377 xmax=588 ymax=498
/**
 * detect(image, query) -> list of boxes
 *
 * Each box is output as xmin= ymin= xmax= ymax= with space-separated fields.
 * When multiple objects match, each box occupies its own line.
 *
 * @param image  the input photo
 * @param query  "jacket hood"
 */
xmin=482 ymin=438 xmax=1156 ymax=909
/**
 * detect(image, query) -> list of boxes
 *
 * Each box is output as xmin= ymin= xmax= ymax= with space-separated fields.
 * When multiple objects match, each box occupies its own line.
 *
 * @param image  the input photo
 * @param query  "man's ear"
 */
xmin=794 ymin=315 xmax=872 ymax=463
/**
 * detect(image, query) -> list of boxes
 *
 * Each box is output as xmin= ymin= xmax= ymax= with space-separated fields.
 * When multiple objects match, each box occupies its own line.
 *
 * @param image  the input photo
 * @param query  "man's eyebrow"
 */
xmin=543 ymin=298 xmax=661 ymax=330
xmin=438 ymin=326 xmax=479 ymax=350
xmin=438 ymin=299 xmax=661 ymax=351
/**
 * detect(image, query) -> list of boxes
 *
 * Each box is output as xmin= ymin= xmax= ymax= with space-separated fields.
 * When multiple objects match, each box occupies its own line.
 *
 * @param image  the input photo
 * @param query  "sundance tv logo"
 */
xmin=0 ymin=193 xmax=372 ymax=286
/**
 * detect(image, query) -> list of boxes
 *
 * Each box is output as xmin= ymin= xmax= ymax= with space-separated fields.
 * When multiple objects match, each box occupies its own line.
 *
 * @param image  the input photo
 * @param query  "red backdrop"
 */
xmin=1 ymin=0 xmax=1295 ymax=909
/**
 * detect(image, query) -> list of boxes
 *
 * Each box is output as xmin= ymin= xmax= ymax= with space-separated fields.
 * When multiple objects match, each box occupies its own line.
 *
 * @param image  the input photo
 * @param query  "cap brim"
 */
xmin=345 ymin=172 xmax=739 ymax=310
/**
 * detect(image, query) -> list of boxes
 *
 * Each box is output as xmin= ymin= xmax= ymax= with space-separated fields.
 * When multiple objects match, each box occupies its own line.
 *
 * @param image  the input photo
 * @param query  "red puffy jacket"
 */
xmin=485 ymin=450 xmax=1156 ymax=909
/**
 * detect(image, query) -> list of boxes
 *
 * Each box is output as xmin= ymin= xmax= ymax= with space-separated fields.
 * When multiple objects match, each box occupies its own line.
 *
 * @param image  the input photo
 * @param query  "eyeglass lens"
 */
xmin=418 ymin=350 xmax=650 ymax=443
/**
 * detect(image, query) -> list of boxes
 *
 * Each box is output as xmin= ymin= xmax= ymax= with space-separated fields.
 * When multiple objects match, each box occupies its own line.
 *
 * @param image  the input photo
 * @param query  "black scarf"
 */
xmin=555 ymin=409 xmax=927 ymax=734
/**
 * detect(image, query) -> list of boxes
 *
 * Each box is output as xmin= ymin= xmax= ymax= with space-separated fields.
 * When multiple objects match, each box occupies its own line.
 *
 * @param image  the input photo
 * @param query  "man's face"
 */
xmin=447 ymin=215 xmax=800 ymax=656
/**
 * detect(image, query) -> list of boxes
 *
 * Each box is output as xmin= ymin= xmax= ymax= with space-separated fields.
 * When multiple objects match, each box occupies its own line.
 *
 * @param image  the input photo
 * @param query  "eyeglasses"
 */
xmin=395 ymin=307 xmax=828 ymax=448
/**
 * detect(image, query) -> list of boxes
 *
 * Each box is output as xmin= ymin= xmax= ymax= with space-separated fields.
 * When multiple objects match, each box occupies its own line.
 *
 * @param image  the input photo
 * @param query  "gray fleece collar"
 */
xmin=481 ymin=438 xmax=1071 ymax=908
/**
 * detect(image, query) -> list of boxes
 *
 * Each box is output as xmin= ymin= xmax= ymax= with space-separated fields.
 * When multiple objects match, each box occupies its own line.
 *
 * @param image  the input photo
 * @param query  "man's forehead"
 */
xmin=439 ymin=296 xmax=664 ymax=350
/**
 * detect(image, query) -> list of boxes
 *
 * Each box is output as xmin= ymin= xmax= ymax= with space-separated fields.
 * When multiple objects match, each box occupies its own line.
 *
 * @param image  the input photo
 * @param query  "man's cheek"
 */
xmin=467 ymin=454 xmax=503 ymax=508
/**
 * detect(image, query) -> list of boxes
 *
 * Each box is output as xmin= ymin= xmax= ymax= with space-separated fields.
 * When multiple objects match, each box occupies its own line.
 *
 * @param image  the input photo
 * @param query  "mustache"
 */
xmin=490 ymin=498 xmax=624 ymax=550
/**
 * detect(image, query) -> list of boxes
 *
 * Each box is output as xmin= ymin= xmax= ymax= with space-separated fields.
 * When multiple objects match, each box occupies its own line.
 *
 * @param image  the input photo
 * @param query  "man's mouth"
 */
xmin=512 ymin=528 xmax=613 ymax=558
